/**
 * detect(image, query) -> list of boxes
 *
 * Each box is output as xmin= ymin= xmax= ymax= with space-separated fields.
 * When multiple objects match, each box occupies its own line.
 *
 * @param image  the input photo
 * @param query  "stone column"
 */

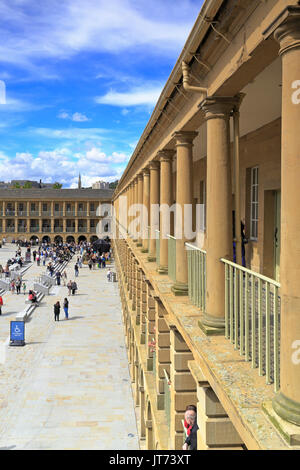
xmin=269 ymin=7 xmax=300 ymax=427
xmin=147 ymin=162 xmax=160 ymax=262
xmin=158 ymin=150 xmax=174 ymax=274
xmin=199 ymin=97 xmax=237 ymax=331
xmin=142 ymin=168 xmax=150 ymax=252
xmin=133 ymin=179 xmax=139 ymax=241
xmin=171 ymin=131 xmax=197 ymax=295
xmin=137 ymin=173 xmax=143 ymax=246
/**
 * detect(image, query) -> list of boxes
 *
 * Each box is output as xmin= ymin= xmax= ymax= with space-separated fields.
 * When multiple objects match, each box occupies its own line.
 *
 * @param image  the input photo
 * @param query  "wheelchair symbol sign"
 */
xmin=10 ymin=321 xmax=25 ymax=345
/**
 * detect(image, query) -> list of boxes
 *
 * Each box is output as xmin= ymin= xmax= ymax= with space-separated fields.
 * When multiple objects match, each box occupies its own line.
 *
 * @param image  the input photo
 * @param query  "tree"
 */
xmin=109 ymin=180 xmax=119 ymax=189
xmin=52 ymin=182 xmax=62 ymax=189
xmin=23 ymin=181 xmax=32 ymax=189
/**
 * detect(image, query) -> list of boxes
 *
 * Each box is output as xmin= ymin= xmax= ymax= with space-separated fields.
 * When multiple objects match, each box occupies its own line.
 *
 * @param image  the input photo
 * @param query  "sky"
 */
xmin=0 ymin=0 xmax=201 ymax=188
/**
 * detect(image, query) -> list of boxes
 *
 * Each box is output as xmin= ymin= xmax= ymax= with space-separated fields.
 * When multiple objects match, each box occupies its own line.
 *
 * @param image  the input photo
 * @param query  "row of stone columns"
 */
xmin=115 ymin=8 xmax=300 ymax=430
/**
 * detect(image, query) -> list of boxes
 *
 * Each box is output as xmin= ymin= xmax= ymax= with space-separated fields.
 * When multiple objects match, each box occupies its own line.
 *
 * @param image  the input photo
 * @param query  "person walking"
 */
xmin=16 ymin=277 xmax=21 ymax=295
xmin=56 ymin=270 xmax=61 ymax=286
xmin=67 ymin=280 xmax=72 ymax=296
xmin=54 ymin=301 xmax=60 ymax=321
xmin=74 ymin=263 xmax=79 ymax=277
xmin=22 ymin=281 xmax=26 ymax=295
xmin=71 ymin=280 xmax=77 ymax=295
xmin=0 ymin=295 xmax=3 ymax=315
xmin=10 ymin=280 xmax=15 ymax=294
xmin=63 ymin=298 xmax=69 ymax=320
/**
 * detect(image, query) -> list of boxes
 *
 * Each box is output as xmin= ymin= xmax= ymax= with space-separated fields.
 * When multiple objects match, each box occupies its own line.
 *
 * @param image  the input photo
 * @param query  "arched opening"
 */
xmin=54 ymin=235 xmax=63 ymax=245
xmin=78 ymin=235 xmax=87 ymax=244
xmin=42 ymin=235 xmax=51 ymax=244
xmin=30 ymin=235 xmax=39 ymax=245
xmin=66 ymin=236 xmax=75 ymax=244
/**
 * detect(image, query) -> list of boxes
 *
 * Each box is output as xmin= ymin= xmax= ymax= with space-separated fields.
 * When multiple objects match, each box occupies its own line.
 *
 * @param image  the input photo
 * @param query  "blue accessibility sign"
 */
xmin=10 ymin=321 xmax=25 ymax=346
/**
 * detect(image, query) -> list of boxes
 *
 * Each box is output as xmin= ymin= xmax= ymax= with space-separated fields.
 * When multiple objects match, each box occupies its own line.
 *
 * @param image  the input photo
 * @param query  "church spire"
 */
xmin=78 ymin=173 xmax=82 ymax=189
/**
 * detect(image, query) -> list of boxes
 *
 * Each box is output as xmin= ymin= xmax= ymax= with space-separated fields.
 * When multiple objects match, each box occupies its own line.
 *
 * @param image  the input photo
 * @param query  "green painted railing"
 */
xmin=163 ymin=369 xmax=171 ymax=430
xmin=186 ymin=243 xmax=206 ymax=312
xmin=221 ymin=258 xmax=281 ymax=393
xmin=167 ymin=235 xmax=176 ymax=282
xmin=155 ymin=230 xmax=160 ymax=266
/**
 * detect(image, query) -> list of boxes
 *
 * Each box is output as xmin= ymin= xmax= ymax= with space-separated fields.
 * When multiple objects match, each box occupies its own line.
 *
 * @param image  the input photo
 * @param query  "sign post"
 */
xmin=10 ymin=321 xmax=25 ymax=347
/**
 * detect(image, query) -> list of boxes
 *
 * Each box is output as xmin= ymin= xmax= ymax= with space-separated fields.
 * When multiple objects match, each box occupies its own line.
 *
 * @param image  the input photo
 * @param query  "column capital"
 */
xmin=142 ymin=167 xmax=150 ymax=176
xmin=137 ymin=172 xmax=143 ymax=180
xmin=263 ymin=6 xmax=300 ymax=55
xmin=149 ymin=160 xmax=160 ymax=170
xmin=172 ymin=131 xmax=198 ymax=145
xmin=157 ymin=149 xmax=175 ymax=162
xmin=200 ymin=96 xmax=240 ymax=120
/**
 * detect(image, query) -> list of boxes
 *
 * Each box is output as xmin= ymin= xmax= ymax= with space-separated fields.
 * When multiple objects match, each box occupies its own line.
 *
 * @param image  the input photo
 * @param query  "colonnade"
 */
xmin=114 ymin=9 xmax=300 ymax=437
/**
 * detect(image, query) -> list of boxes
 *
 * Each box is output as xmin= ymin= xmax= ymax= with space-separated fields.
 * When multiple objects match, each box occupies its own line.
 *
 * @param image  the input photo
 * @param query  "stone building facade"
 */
xmin=0 ymin=188 xmax=113 ymax=244
xmin=112 ymin=1 xmax=300 ymax=450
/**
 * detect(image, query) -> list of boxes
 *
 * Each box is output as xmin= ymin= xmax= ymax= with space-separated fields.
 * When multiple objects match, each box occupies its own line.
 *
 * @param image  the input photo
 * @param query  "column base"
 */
xmin=147 ymin=255 xmax=156 ymax=262
xmin=141 ymin=248 xmax=148 ymax=253
xmin=198 ymin=313 xmax=225 ymax=336
xmin=157 ymin=265 xmax=168 ymax=274
xmin=171 ymin=281 xmax=188 ymax=296
xmin=272 ymin=392 xmax=300 ymax=428
xmin=263 ymin=400 xmax=300 ymax=446
xmin=137 ymin=242 xmax=142 ymax=247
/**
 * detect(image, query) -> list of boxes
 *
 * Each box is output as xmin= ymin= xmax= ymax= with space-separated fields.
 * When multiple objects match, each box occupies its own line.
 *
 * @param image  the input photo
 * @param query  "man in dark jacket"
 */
xmin=182 ymin=408 xmax=198 ymax=450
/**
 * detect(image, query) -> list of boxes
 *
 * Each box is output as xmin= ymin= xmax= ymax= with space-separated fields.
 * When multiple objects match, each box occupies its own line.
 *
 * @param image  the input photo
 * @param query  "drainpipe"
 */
xmin=182 ymin=61 xmax=208 ymax=97
xmin=232 ymin=93 xmax=246 ymax=266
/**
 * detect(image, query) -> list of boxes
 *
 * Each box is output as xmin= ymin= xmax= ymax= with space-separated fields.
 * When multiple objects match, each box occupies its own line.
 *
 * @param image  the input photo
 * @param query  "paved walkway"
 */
xmin=0 ymin=246 xmax=139 ymax=450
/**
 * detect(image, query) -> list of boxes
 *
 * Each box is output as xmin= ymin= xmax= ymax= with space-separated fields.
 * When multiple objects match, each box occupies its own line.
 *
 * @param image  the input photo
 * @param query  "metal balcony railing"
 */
xmin=6 ymin=227 xmax=15 ymax=232
xmin=167 ymin=235 xmax=176 ymax=282
xmin=18 ymin=227 xmax=27 ymax=232
xmin=66 ymin=227 xmax=75 ymax=232
xmin=54 ymin=227 xmax=63 ymax=232
xmin=221 ymin=258 xmax=281 ymax=393
xmin=186 ymin=243 xmax=206 ymax=312
xmin=30 ymin=227 xmax=39 ymax=233
xmin=17 ymin=211 xmax=27 ymax=216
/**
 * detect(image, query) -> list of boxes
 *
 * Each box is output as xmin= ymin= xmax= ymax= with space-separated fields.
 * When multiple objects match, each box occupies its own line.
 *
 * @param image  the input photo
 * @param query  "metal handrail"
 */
xmin=221 ymin=257 xmax=280 ymax=392
xmin=185 ymin=243 xmax=206 ymax=311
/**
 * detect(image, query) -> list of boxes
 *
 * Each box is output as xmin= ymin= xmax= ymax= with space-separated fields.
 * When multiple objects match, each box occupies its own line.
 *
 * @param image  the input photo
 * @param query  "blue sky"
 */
xmin=0 ymin=0 xmax=201 ymax=188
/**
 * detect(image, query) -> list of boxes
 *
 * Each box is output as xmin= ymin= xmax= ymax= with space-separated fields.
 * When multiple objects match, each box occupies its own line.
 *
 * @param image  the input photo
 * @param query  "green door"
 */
xmin=274 ymin=190 xmax=281 ymax=282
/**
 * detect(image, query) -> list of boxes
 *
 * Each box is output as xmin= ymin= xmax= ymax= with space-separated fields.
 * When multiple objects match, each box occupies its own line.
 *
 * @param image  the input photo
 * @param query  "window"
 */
xmin=42 ymin=203 xmax=47 ymax=212
xmin=55 ymin=203 xmax=59 ymax=211
xmin=250 ymin=167 xmax=259 ymax=240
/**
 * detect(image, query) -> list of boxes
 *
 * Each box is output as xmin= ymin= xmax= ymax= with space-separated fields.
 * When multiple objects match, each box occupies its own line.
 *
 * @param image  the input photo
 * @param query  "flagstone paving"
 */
xmin=0 ymin=246 xmax=139 ymax=450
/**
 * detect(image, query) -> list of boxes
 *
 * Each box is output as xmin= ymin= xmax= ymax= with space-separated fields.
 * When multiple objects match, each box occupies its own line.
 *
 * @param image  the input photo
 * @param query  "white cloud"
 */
xmin=0 ymin=0 xmax=199 ymax=69
xmin=0 ymin=146 xmax=129 ymax=187
xmin=95 ymin=84 xmax=163 ymax=107
xmin=58 ymin=111 xmax=90 ymax=122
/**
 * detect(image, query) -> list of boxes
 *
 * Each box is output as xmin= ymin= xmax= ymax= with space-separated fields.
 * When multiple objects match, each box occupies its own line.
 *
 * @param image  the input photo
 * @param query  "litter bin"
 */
xmin=111 ymin=272 xmax=117 ymax=282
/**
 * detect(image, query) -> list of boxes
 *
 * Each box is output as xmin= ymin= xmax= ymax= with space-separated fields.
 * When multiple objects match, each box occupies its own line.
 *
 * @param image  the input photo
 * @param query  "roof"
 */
xmin=0 ymin=188 xmax=114 ymax=200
